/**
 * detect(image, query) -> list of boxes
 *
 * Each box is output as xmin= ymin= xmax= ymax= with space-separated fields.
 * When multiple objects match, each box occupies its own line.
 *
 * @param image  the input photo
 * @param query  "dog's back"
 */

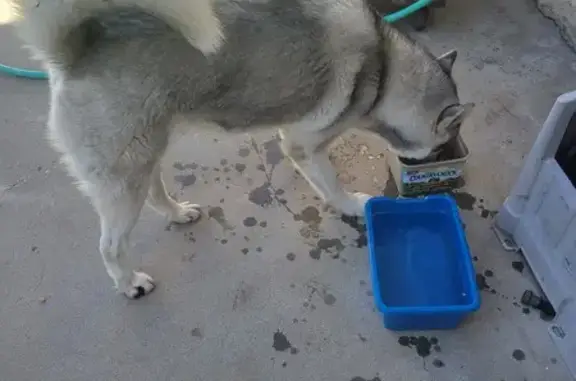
xmin=33 ymin=0 xmax=377 ymax=133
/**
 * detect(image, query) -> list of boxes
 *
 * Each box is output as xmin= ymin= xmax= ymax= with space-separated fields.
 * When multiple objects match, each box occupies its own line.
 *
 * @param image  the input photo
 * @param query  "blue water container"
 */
xmin=365 ymin=195 xmax=480 ymax=331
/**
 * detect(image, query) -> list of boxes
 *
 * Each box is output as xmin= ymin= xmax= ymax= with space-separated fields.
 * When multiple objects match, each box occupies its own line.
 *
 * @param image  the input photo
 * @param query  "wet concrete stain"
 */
xmin=185 ymin=232 xmax=196 ymax=243
xmin=358 ymin=334 xmax=367 ymax=342
xmin=249 ymin=182 xmax=273 ymax=207
xmin=241 ymin=248 xmax=249 ymax=255
xmin=294 ymin=206 xmax=322 ymax=225
xmin=512 ymin=349 xmax=526 ymax=361
xmin=480 ymin=208 xmax=497 ymax=219
xmin=350 ymin=377 xmax=381 ymax=381
xmin=290 ymin=347 xmax=299 ymax=355
xmin=309 ymin=238 xmax=345 ymax=260
xmin=476 ymin=273 xmax=490 ymax=291
xmin=191 ymin=328 xmax=203 ymax=338
xmin=174 ymin=173 xmax=197 ymax=187
xmin=512 ymin=261 xmax=525 ymax=273
xmin=208 ymin=206 xmax=234 ymax=231
xmin=305 ymin=281 xmax=337 ymax=307
xmin=522 ymin=307 xmax=531 ymax=315
xmin=477 ymin=197 xmax=497 ymax=219
xmin=398 ymin=336 xmax=437 ymax=358
xmin=449 ymin=191 xmax=476 ymax=211
xmin=234 ymin=163 xmax=246 ymax=173
xmin=273 ymin=330 xmax=292 ymax=352
xmin=295 ymin=205 xmax=323 ymax=238
xmin=259 ymin=221 xmax=267 ymax=228
xmin=286 ymin=252 xmax=296 ymax=261
xmin=432 ymin=359 xmax=445 ymax=368
xmin=484 ymin=269 xmax=494 ymax=277
xmin=263 ymin=138 xmax=284 ymax=167
xmin=340 ymin=214 xmax=367 ymax=248
xmin=238 ymin=147 xmax=251 ymax=157
xmin=173 ymin=162 xmax=198 ymax=171
xmin=243 ymin=217 xmax=258 ymax=227
xmin=323 ymin=293 xmax=337 ymax=305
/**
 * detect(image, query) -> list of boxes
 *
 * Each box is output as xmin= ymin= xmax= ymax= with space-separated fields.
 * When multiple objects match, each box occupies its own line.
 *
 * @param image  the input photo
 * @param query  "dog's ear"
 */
xmin=437 ymin=103 xmax=474 ymax=131
xmin=437 ymin=49 xmax=458 ymax=73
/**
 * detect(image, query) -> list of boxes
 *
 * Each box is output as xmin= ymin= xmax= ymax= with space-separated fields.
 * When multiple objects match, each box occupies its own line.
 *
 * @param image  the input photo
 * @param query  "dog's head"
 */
xmin=368 ymin=28 xmax=474 ymax=159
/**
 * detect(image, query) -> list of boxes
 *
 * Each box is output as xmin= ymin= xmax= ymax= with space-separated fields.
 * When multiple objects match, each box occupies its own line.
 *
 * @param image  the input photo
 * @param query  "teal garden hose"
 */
xmin=0 ymin=0 xmax=434 ymax=80
xmin=0 ymin=63 xmax=49 ymax=79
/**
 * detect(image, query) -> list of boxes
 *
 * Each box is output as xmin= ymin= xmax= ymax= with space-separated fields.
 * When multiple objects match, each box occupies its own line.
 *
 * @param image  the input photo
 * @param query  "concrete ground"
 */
xmin=1 ymin=0 xmax=576 ymax=379
xmin=536 ymin=0 xmax=576 ymax=52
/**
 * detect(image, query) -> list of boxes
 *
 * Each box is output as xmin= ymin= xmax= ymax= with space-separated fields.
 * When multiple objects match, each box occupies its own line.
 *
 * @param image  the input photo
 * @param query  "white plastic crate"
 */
xmin=495 ymin=91 xmax=576 ymax=380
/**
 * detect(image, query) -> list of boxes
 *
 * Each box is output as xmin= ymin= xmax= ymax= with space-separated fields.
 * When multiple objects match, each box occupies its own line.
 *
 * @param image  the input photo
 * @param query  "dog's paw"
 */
xmin=170 ymin=202 xmax=202 ymax=224
xmin=337 ymin=192 xmax=371 ymax=217
xmin=123 ymin=272 xmax=155 ymax=299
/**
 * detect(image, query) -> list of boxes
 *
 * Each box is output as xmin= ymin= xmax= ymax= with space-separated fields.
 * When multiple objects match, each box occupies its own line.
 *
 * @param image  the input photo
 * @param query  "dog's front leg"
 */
xmin=279 ymin=130 xmax=370 ymax=217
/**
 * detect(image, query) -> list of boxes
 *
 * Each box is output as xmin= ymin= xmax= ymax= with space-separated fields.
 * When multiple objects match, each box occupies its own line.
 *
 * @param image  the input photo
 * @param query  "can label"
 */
xmin=402 ymin=168 xmax=461 ymax=184
xmin=401 ymin=167 xmax=463 ymax=195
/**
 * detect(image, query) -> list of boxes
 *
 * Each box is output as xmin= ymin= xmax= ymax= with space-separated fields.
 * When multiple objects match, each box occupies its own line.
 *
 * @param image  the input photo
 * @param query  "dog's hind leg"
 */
xmin=147 ymin=163 xmax=202 ymax=224
xmin=92 ymin=175 xmax=156 ymax=299
xmin=279 ymin=128 xmax=371 ymax=217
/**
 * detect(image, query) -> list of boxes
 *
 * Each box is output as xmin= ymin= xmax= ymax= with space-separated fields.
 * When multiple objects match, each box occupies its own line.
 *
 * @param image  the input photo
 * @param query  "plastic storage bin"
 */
xmin=495 ymin=90 xmax=576 ymax=380
xmin=365 ymin=195 xmax=480 ymax=330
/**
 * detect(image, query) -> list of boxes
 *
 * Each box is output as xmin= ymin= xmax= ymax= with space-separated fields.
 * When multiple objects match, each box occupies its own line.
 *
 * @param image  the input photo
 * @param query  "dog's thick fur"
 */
xmin=10 ymin=0 xmax=223 ymax=55
xmin=9 ymin=0 xmax=473 ymax=298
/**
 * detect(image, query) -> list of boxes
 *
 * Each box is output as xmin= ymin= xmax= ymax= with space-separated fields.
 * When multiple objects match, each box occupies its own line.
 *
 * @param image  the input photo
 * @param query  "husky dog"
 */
xmin=9 ymin=0 xmax=473 ymax=298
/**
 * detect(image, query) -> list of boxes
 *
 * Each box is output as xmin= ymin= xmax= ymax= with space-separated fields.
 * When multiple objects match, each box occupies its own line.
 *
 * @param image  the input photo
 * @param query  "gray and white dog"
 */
xmin=9 ymin=0 xmax=473 ymax=298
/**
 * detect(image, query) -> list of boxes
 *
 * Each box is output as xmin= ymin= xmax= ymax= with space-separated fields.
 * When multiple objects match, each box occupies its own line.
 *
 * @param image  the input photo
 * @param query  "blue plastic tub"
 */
xmin=365 ymin=195 xmax=480 ymax=331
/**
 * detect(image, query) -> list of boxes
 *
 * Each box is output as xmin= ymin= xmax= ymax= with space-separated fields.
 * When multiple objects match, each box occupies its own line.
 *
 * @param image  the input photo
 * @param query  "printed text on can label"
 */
xmin=402 ymin=168 xmax=462 ymax=184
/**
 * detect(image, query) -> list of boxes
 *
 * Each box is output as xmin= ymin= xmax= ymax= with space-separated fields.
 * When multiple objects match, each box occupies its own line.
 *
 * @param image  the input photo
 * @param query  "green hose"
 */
xmin=383 ymin=0 xmax=433 ymax=23
xmin=1 ymin=0 xmax=435 ymax=80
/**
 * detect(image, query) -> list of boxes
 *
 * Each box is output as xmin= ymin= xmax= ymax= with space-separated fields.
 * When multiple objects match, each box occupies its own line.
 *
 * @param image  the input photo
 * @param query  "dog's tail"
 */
xmin=7 ymin=0 xmax=223 ymax=69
